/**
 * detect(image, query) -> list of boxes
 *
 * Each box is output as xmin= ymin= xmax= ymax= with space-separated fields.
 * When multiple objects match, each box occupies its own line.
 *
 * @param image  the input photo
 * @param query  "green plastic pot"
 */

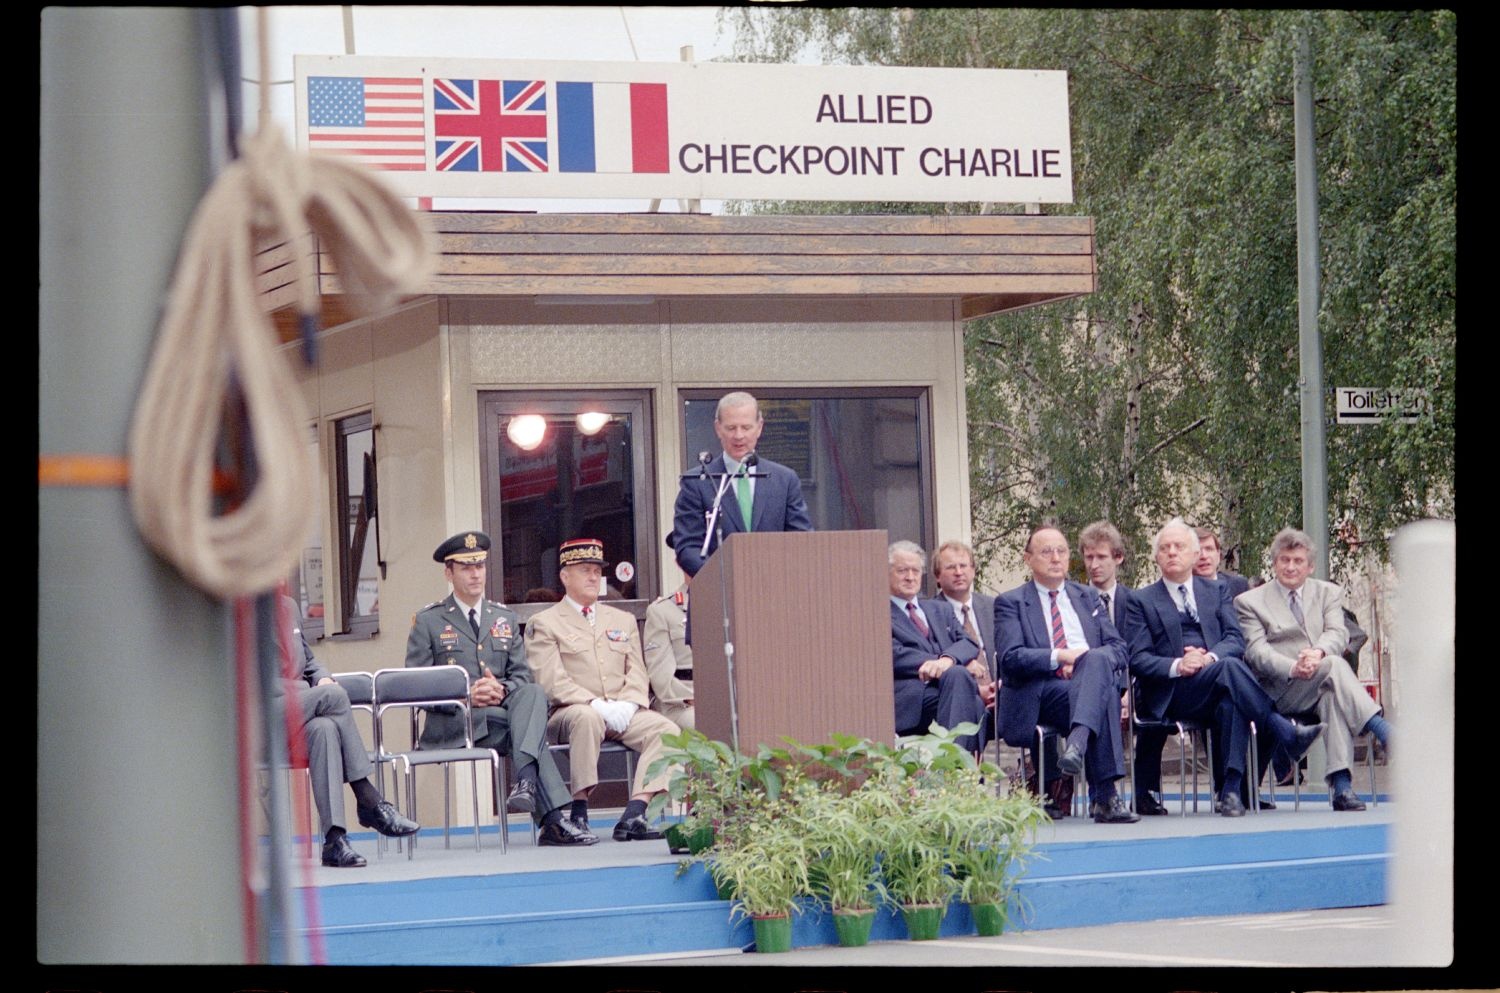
xmin=751 ymin=913 xmax=793 ymax=953
xmin=968 ymin=901 xmax=1005 ymax=936
xmin=665 ymin=822 xmax=715 ymax=855
xmin=832 ymin=908 xmax=876 ymax=947
xmin=901 ymin=903 xmax=945 ymax=940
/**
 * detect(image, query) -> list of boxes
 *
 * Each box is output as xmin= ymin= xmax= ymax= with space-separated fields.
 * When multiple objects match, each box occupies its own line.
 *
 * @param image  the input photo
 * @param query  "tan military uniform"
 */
xmin=526 ymin=599 xmax=679 ymax=795
xmin=643 ymin=585 xmax=695 ymax=730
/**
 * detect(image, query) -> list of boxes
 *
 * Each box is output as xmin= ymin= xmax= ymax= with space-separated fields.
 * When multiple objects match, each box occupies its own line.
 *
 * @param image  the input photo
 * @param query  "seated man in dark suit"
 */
xmin=888 ymin=540 xmax=987 ymax=753
xmin=1126 ymin=518 xmax=1324 ymax=816
xmin=994 ymin=526 xmax=1139 ymax=824
xmin=268 ymin=595 xmax=418 ymax=867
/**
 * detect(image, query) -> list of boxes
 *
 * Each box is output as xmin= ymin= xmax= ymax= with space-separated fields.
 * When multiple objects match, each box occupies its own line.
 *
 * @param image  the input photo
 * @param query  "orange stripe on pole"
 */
xmin=40 ymin=454 xmax=238 ymax=493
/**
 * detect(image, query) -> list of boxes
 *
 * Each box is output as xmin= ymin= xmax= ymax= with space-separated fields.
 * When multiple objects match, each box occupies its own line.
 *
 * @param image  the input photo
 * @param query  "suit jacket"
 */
xmin=994 ymin=580 xmax=1127 ymax=741
xmin=1096 ymin=584 xmax=1137 ymax=692
xmin=263 ymin=595 xmax=329 ymax=695
xmin=931 ymin=592 xmax=997 ymax=680
xmin=672 ymin=454 xmax=813 ymax=576
xmin=1210 ymin=571 xmax=1251 ymax=601
xmin=1234 ymin=577 xmax=1348 ymax=684
xmin=526 ymin=600 xmax=651 ymax=710
xmin=890 ymin=598 xmax=980 ymax=733
xmin=404 ymin=593 xmax=530 ymax=747
xmin=1125 ymin=576 xmax=1246 ymax=721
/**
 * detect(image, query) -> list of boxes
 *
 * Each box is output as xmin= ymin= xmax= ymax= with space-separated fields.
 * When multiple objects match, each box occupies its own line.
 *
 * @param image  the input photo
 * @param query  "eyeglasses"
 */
xmin=1031 ymin=546 xmax=1070 ymax=558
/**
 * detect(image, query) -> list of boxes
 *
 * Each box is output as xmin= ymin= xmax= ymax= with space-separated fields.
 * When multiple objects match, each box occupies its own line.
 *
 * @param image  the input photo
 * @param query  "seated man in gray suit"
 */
xmin=270 ymin=596 xmax=418 ymax=868
xmin=1235 ymin=527 xmax=1392 ymax=811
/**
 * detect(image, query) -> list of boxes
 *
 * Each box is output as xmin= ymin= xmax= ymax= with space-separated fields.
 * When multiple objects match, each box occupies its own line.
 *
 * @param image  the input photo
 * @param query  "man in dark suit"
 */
xmin=268 ymin=595 xmax=418 ymax=867
xmin=994 ymin=526 xmax=1139 ymax=824
xmin=1126 ymin=518 xmax=1324 ymax=816
xmin=1080 ymin=520 xmax=1161 ymax=813
xmin=672 ymin=391 xmax=813 ymax=577
xmin=889 ymin=541 xmax=988 ymax=753
xmin=1194 ymin=526 xmax=1251 ymax=601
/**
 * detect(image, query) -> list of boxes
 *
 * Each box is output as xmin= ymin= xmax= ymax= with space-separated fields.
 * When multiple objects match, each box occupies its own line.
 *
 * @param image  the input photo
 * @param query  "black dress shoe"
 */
xmin=321 ymin=834 xmax=368 ymax=867
xmin=506 ymin=778 xmax=537 ymax=814
xmin=1057 ymin=741 xmax=1085 ymax=778
xmin=357 ymin=799 xmax=420 ymax=837
xmin=613 ymin=814 xmax=665 ymax=841
xmin=1287 ymin=722 xmax=1325 ymax=760
xmin=1041 ymin=797 xmax=1068 ymax=819
xmin=1331 ymin=790 xmax=1367 ymax=812
xmin=1091 ymin=794 xmax=1141 ymax=824
xmin=1218 ymin=792 xmax=1246 ymax=817
xmin=538 ymin=816 xmax=599 ymax=846
xmin=1258 ymin=795 xmax=1277 ymax=810
xmin=1135 ymin=791 xmax=1171 ymax=816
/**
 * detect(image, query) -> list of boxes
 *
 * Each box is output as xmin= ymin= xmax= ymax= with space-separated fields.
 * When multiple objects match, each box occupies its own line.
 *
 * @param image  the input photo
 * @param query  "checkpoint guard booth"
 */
xmin=272 ymin=54 xmax=1094 ymax=812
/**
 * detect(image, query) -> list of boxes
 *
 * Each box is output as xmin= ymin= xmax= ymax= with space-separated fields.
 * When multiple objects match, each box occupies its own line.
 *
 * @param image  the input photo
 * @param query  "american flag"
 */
xmin=307 ymin=76 xmax=426 ymax=171
xmin=433 ymin=79 xmax=549 ymax=173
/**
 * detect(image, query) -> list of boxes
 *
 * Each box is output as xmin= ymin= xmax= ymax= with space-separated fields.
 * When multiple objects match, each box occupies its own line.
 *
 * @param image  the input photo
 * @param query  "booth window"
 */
xmin=292 ymin=421 xmax=325 ymax=640
xmin=334 ymin=411 xmax=380 ymax=639
xmin=479 ymin=392 xmax=657 ymax=612
xmin=680 ymin=389 xmax=933 ymax=549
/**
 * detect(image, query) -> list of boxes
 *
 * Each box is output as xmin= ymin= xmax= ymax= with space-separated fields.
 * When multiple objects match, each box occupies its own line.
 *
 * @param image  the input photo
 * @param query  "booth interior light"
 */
xmin=506 ymin=414 xmax=547 ymax=451
xmin=576 ymin=411 xmax=610 ymax=435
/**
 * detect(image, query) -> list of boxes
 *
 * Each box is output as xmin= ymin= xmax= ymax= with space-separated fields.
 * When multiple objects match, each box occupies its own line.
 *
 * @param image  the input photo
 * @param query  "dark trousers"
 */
xmin=1133 ymin=656 xmax=1275 ymax=795
xmin=900 ymin=665 xmax=989 ymax=753
xmin=1032 ymin=649 xmax=1125 ymax=787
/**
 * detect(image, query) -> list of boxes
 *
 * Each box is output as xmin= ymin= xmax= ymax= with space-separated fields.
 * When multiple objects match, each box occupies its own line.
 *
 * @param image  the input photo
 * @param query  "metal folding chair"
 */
xmin=371 ymin=666 xmax=508 ymax=858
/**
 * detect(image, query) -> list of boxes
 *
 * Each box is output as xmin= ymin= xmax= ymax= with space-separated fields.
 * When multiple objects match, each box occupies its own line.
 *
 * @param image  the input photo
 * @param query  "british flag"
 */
xmin=433 ymin=78 xmax=549 ymax=172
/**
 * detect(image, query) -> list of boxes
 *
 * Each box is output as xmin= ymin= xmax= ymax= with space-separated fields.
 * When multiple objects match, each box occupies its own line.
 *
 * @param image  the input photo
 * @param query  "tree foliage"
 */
xmin=725 ymin=9 xmax=1454 ymax=584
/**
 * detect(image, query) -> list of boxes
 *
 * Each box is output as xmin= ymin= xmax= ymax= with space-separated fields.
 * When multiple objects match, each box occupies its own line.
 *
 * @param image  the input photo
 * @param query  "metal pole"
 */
xmin=1293 ymin=27 xmax=1330 ymax=579
xmin=39 ymin=8 xmax=244 ymax=963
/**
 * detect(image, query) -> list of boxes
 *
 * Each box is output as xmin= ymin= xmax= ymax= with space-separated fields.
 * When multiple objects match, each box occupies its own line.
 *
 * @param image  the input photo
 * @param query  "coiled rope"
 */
xmin=128 ymin=40 xmax=432 ymax=597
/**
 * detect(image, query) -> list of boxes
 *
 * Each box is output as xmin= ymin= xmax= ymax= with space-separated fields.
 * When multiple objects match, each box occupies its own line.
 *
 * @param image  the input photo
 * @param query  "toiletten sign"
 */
xmin=294 ymin=55 xmax=1073 ymax=203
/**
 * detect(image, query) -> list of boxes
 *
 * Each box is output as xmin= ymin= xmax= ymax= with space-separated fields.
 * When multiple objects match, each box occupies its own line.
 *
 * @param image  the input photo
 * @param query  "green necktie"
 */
xmin=736 ymin=466 xmax=753 ymax=532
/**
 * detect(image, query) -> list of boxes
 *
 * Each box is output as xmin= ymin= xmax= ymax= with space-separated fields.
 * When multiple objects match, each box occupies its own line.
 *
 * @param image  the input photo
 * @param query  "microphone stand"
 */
xmin=679 ymin=455 xmax=766 ymax=756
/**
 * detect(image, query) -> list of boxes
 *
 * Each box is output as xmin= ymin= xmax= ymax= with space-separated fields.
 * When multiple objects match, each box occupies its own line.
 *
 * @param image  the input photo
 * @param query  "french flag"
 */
xmin=556 ymin=81 xmax=670 ymax=174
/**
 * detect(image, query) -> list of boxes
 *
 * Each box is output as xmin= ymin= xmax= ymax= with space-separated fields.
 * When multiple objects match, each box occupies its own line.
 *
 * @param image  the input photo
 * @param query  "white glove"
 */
xmin=608 ymin=700 xmax=638 ymax=733
xmin=590 ymin=698 xmax=613 ymax=727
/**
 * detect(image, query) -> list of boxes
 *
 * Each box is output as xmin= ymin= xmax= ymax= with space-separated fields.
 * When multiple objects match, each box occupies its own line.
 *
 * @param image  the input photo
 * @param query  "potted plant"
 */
xmin=709 ymin=810 xmax=812 ymax=953
xmin=936 ymin=769 xmax=1046 ymax=936
xmin=795 ymin=783 xmax=888 ymax=947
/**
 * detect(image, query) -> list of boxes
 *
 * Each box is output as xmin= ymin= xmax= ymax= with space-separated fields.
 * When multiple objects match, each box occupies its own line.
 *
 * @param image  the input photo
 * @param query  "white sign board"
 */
xmin=1335 ymin=387 xmax=1430 ymax=424
xmin=294 ymin=55 xmax=1073 ymax=203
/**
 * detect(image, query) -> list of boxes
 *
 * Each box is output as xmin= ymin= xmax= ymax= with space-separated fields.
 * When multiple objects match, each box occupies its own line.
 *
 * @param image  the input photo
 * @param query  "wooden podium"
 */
xmin=691 ymin=529 xmax=894 ymax=754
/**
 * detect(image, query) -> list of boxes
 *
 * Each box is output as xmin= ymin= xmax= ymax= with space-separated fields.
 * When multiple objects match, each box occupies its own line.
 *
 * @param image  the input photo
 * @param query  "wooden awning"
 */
xmin=261 ymin=211 xmax=1095 ymax=337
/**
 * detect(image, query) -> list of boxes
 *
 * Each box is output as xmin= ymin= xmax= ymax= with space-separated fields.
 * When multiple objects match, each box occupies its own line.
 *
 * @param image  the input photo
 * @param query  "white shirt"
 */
xmin=563 ymin=595 xmax=596 ymax=625
xmin=1033 ymin=581 xmax=1088 ymax=668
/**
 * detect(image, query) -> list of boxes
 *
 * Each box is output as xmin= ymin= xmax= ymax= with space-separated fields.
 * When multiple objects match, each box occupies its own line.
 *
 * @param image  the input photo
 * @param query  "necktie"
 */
xmin=1100 ymin=591 xmax=1111 ymax=623
xmin=468 ymin=608 xmax=480 ymax=639
xmin=1178 ymin=584 xmax=1198 ymax=622
xmin=1289 ymin=590 xmax=1305 ymax=626
xmin=906 ymin=601 xmax=930 ymax=639
xmin=736 ymin=465 xmax=753 ymax=532
xmin=1048 ymin=590 xmax=1068 ymax=649
xmin=961 ymin=603 xmax=988 ymax=672
xmin=582 ymin=604 xmax=593 ymax=624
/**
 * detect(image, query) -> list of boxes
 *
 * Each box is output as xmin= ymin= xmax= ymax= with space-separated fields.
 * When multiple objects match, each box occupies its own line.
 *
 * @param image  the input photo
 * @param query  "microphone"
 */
xmin=743 ymin=451 xmax=759 ymax=468
xmin=697 ymin=450 xmax=711 ymax=479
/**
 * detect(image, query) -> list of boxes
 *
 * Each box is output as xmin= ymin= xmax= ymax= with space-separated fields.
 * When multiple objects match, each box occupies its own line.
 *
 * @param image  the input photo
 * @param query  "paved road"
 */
xmin=584 ymin=904 xmax=1429 ymax=968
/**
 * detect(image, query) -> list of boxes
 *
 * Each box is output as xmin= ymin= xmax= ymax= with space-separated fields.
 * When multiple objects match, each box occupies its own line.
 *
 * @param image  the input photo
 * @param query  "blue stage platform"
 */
xmin=285 ymin=796 xmax=1393 ymax=966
